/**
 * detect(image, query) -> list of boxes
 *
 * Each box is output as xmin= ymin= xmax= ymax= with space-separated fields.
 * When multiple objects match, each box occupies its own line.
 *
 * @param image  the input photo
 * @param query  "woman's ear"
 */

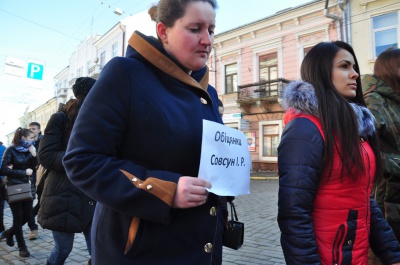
xmin=156 ymin=22 xmax=168 ymax=44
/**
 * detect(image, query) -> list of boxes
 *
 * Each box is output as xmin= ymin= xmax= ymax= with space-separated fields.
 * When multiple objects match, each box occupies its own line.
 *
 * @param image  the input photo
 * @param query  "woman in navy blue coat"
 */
xmin=63 ymin=0 xmax=226 ymax=264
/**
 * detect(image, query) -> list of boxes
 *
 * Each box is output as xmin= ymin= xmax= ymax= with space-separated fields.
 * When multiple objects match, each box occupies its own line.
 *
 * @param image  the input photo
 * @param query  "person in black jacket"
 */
xmin=0 ymin=141 xmax=6 ymax=236
xmin=38 ymin=77 xmax=96 ymax=265
xmin=0 ymin=128 xmax=37 ymax=257
xmin=27 ymin=121 xmax=41 ymax=240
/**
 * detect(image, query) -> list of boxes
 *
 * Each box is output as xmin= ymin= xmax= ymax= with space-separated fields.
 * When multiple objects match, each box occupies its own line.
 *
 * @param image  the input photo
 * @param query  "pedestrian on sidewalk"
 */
xmin=0 ymin=141 xmax=6 ymax=236
xmin=0 ymin=128 xmax=37 ymax=258
xmin=362 ymin=48 xmax=400 ymax=265
xmin=277 ymin=41 xmax=400 ymax=264
xmin=38 ymin=77 xmax=97 ymax=265
xmin=63 ymin=1 xmax=226 ymax=265
xmin=362 ymin=48 xmax=400 ymax=236
xmin=27 ymin=121 xmax=42 ymax=240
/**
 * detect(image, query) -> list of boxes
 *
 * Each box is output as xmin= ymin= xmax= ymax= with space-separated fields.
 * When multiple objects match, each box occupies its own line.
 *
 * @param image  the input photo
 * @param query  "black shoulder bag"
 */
xmin=222 ymin=201 xmax=244 ymax=250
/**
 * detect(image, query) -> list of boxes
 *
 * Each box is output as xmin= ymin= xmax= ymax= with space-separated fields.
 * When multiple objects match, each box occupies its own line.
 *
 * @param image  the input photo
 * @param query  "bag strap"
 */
xmin=229 ymin=201 xmax=239 ymax=222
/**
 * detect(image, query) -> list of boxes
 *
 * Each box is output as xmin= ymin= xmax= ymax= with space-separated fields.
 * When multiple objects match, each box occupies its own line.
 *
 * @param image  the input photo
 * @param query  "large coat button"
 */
xmin=209 ymin=206 xmax=217 ymax=216
xmin=204 ymin=243 xmax=213 ymax=253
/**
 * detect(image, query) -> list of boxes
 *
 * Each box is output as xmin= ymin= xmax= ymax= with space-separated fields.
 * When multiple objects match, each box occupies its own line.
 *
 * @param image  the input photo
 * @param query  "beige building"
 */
xmin=19 ymin=11 xmax=156 ymax=133
xmin=350 ymin=0 xmax=399 ymax=75
xmin=19 ymin=97 xmax=58 ymax=130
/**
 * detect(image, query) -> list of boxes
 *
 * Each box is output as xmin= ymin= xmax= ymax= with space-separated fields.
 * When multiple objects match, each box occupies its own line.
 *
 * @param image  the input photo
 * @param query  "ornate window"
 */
xmin=225 ymin=63 xmax=237 ymax=94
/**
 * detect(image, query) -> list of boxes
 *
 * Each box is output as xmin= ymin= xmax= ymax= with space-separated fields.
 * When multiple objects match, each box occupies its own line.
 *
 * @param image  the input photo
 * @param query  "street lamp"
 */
xmin=114 ymin=8 xmax=123 ymax=16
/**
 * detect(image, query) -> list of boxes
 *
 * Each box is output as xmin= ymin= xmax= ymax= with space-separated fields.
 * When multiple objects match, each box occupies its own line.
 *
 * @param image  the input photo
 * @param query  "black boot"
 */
xmin=19 ymin=247 xmax=30 ymax=257
xmin=6 ymin=233 xmax=14 ymax=247
xmin=0 ymin=229 xmax=14 ymax=247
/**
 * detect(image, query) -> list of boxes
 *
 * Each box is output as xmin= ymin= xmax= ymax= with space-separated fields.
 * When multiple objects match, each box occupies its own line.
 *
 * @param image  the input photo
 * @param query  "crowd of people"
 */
xmin=0 ymin=0 xmax=399 ymax=264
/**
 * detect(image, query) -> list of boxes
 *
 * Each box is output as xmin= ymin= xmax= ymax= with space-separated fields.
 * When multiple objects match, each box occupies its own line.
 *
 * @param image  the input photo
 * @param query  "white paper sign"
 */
xmin=198 ymin=120 xmax=251 ymax=196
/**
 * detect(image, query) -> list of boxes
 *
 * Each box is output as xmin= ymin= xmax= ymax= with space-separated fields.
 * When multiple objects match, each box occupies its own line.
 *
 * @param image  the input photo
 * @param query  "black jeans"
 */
xmin=27 ymin=200 xmax=38 ymax=231
xmin=28 ymin=173 xmax=38 ymax=231
xmin=0 ymin=186 xmax=5 ymax=231
xmin=8 ymin=199 xmax=32 ymax=248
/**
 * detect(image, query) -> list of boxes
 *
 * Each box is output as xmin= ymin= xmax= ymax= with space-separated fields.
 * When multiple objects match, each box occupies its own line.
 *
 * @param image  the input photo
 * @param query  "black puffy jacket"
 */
xmin=0 ymin=146 xmax=37 ymax=187
xmin=38 ymin=111 xmax=96 ymax=233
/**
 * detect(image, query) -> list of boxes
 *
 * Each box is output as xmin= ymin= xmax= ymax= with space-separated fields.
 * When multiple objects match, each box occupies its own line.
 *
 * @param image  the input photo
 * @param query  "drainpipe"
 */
xmin=119 ymin=23 xmax=126 ymax=57
xmin=324 ymin=0 xmax=342 ymax=41
xmin=346 ymin=0 xmax=351 ymax=45
xmin=213 ymin=47 xmax=217 ymax=90
xmin=338 ymin=0 xmax=349 ymax=44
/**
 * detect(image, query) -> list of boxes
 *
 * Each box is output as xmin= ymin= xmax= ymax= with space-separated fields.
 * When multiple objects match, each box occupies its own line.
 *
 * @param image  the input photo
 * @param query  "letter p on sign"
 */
xmin=27 ymin=62 xmax=44 ymax=80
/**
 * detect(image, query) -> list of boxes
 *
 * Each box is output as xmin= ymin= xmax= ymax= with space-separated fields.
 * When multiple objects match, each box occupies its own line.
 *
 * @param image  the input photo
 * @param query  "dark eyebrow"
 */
xmin=337 ymin=60 xmax=352 ymax=65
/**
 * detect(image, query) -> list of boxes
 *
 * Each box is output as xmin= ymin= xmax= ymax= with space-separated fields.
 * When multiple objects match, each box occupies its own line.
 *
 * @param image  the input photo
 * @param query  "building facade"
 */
xmin=350 ymin=0 xmax=399 ymax=75
xmin=209 ymin=0 xmax=345 ymax=171
xmin=19 ymin=1 xmax=397 ymax=171
xmin=20 ymin=11 xmax=156 ymax=133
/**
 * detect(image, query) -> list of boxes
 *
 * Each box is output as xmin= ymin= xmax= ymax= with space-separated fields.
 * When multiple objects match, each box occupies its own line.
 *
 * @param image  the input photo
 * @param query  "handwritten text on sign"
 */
xmin=198 ymin=120 xmax=250 ymax=196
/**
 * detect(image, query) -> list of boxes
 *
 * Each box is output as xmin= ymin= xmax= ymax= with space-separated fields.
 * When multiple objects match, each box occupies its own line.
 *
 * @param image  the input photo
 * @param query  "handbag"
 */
xmin=222 ymin=201 xmax=244 ymax=250
xmin=6 ymin=183 xmax=33 ymax=204
xmin=36 ymin=164 xmax=49 ymax=194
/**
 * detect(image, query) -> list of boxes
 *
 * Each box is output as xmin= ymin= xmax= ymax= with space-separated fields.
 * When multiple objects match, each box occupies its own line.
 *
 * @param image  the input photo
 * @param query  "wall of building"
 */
xmin=210 ymin=0 xmax=342 ymax=171
xmin=350 ymin=0 xmax=400 ymax=75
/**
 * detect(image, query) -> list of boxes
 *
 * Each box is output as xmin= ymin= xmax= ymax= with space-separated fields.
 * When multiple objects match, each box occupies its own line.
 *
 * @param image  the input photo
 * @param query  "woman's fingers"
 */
xmin=172 ymin=176 xmax=211 ymax=208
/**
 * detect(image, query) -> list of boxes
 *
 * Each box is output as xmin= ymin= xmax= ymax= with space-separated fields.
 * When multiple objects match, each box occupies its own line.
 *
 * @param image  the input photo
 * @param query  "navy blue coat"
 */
xmin=63 ymin=31 xmax=226 ymax=265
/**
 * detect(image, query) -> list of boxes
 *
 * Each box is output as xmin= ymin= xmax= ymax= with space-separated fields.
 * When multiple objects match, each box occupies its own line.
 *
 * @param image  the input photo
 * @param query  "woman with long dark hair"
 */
xmin=0 ymin=128 xmax=37 ymax=257
xmin=277 ymin=41 xmax=400 ymax=264
xmin=38 ymin=77 xmax=96 ymax=265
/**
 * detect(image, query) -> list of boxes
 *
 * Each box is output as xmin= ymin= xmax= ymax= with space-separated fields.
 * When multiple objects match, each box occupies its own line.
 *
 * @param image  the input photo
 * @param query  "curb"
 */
xmin=250 ymin=176 xmax=279 ymax=180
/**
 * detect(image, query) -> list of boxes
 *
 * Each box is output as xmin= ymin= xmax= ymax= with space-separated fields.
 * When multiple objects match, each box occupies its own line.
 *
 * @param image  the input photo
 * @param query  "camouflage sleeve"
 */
xmin=364 ymin=93 xmax=400 ymax=179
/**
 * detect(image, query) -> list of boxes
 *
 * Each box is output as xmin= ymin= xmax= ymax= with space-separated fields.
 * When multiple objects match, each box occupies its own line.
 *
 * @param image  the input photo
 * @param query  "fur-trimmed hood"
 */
xmin=282 ymin=80 xmax=376 ymax=138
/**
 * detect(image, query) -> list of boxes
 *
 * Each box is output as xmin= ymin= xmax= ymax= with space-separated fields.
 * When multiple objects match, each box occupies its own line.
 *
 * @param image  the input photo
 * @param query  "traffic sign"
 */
xmin=27 ymin=62 xmax=44 ymax=80
xmin=4 ymin=57 xmax=25 ymax=77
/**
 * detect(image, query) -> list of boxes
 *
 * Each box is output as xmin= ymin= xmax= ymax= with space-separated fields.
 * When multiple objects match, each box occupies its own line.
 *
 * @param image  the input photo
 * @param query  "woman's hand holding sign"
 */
xmin=172 ymin=177 xmax=211 ymax=208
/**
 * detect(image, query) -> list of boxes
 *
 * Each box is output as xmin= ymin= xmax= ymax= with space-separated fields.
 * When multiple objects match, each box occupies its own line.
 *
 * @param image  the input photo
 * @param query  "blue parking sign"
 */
xmin=27 ymin=62 xmax=44 ymax=80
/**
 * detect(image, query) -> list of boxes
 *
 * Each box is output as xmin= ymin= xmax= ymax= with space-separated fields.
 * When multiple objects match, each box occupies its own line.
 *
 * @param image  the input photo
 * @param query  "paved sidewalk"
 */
xmin=0 ymin=178 xmax=384 ymax=265
xmin=0 ymin=180 xmax=284 ymax=265
xmin=0 ymin=199 xmax=91 ymax=265
xmin=222 ymin=179 xmax=284 ymax=265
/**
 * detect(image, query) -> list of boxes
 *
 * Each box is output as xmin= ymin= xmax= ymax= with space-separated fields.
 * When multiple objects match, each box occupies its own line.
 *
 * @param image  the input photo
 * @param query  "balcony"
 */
xmin=237 ymin=78 xmax=290 ymax=103
xmin=57 ymin=88 xmax=68 ymax=98
xmin=69 ymin=78 xmax=78 ymax=87
xmin=88 ymin=64 xmax=101 ymax=79
xmin=236 ymin=78 xmax=291 ymax=113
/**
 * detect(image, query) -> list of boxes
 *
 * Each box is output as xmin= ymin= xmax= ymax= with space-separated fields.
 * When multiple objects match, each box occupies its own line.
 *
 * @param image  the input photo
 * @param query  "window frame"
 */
xmin=224 ymin=63 xmax=238 ymax=94
xmin=100 ymin=51 xmax=106 ymax=69
xmin=251 ymin=37 xmax=282 ymax=83
xmin=112 ymin=42 xmax=118 ymax=58
xmin=258 ymin=53 xmax=278 ymax=94
xmin=372 ymin=11 xmax=398 ymax=58
xmin=258 ymin=120 xmax=282 ymax=162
